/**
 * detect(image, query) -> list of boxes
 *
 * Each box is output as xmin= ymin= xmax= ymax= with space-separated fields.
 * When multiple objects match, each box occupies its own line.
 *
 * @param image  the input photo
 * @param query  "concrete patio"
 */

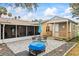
xmin=0 ymin=37 xmax=76 ymax=56
xmin=6 ymin=38 xmax=67 ymax=55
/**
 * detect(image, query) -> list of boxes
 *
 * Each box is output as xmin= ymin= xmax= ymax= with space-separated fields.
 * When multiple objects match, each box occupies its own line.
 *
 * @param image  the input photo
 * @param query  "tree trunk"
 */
xmin=0 ymin=15 xmax=1 ymax=18
xmin=0 ymin=13 xmax=2 ymax=18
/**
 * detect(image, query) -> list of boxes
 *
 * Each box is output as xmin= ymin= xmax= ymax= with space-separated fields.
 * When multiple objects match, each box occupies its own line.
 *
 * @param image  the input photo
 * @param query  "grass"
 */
xmin=66 ymin=43 xmax=79 ymax=56
xmin=66 ymin=37 xmax=79 ymax=56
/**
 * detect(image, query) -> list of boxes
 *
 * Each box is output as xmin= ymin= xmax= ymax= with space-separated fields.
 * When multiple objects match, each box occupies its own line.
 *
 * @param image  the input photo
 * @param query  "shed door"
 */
xmin=54 ymin=24 xmax=59 ymax=37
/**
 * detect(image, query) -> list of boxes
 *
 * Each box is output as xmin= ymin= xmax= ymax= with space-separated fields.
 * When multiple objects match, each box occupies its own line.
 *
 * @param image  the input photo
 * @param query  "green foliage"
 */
xmin=0 ymin=7 xmax=7 ymax=17
xmin=11 ymin=3 xmax=39 ymax=12
xmin=76 ymin=32 xmax=79 ymax=41
xmin=76 ymin=36 xmax=79 ymax=41
xmin=70 ymin=3 xmax=79 ymax=17
xmin=8 ymin=13 xmax=12 ymax=17
xmin=18 ymin=16 xmax=21 ymax=19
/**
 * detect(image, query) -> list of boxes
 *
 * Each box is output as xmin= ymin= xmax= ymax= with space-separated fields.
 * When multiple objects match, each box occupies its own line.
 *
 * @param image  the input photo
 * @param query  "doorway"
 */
xmin=53 ymin=24 xmax=59 ymax=37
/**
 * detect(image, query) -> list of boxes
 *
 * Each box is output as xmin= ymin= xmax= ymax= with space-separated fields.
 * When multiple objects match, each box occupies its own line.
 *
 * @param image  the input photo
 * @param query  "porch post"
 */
xmin=0 ymin=24 xmax=1 ymax=39
xmin=70 ymin=22 xmax=71 ymax=38
xmin=26 ymin=26 xmax=27 ymax=36
xmin=16 ymin=25 xmax=17 ymax=38
xmin=66 ymin=21 xmax=69 ymax=40
xmin=34 ymin=26 xmax=35 ymax=35
xmin=3 ymin=24 xmax=5 ymax=39
xmin=53 ymin=22 xmax=55 ymax=37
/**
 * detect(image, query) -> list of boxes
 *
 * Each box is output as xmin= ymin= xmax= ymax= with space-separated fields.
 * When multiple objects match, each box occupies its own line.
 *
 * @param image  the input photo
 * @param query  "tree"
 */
xmin=18 ymin=16 xmax=21 ymax=19
xmin=32 ymin=19 xmax=38 ymax=22
xmin=8 ymin=13 xmax=12 ymax=17
xmin=9 ymin=3 xmax=38 ymax=11
xmin=14 ymin=16 xmax=17 ymax=19
xmin=70 ymin=3 xmax=79 ymax=17
xmin=8 ymin=3 xmax=39 ymax=20
xmin=0 ymin=7 xmax=7 ymax=17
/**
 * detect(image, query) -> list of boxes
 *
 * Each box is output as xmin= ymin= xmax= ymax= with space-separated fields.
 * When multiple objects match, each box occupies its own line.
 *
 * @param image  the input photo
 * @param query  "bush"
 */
xmin=76 ymin=32 xmax=79 ymax=41
xmin=76 ymin=36 xmax=79 ymax=41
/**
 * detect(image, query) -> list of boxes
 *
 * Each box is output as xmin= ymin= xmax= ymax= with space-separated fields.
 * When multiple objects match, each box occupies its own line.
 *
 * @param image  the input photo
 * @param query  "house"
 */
xmin=0 ymin=16 xmax=77 ymax=43
xmin=0 ymin=18 xmax=40 ymax=43
xmin=41 ymin=16 xmax=77 ymax=41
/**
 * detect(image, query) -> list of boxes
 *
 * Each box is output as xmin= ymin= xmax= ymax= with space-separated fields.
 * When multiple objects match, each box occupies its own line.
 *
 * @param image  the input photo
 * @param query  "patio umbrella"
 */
xmin=38 ymin=20 xmax=42 ymax=34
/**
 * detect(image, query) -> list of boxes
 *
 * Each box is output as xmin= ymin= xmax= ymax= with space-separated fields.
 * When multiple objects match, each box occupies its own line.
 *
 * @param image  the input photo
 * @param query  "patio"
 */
xmin=6 ymin=37 xmax=67 ymax=55
xmin=0 ymin=37 xmax=76 ymax=56
xmin=0 ymin=44 xmax=15 ymax=56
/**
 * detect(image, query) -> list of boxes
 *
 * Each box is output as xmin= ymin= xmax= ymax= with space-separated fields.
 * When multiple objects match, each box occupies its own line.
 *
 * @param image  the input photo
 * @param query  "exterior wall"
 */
xmin=41 ymin=22 xmax=47 ymax=36
xmin=41 ymin=16 xmax=77 ymax=40
xmin=0 ymin=18 xmax=39 ymax=43
xmin=41 ymin=22 xmax=68 ymax=38
xmin=70 ymin=22 xmax=77 ymax=38
xmin=41 ymin=22 xmax=67 ymax=39
xmin=59 ymin=22 xmax=67 ymax=38
xmin=2 ymin=35 xmax=40 ymax=43
xmin=41 ymin=22 xmax=52 ymax=36
xmin=0 ymin=24 xmax=40 ymax=43
xmin=41 ymin=21 xmax=77 ymax=40
xmin=52 ymin=22 xmax=76 ymax=40
xmin=51 ymin=22 xmax=67 ymax=39
xmin=48 ymin=24 xmax=52 ymax=36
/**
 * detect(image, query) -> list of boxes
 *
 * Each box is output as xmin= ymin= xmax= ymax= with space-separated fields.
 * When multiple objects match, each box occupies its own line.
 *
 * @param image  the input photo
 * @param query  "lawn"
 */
xmin=66 ymin=42 xmax=79 ymax=56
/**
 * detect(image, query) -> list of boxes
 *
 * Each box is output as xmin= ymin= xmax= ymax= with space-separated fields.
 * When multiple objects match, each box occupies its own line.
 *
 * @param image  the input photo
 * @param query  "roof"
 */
xmin=0 ymin=18 xmax=38 ymax=26
xmin=0 ymin=16 xmax=77 ymax=26
xmin=43 ymin=16 xmax=77 ymax=24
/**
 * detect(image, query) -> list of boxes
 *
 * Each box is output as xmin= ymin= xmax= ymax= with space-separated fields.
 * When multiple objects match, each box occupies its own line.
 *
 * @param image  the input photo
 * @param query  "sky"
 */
xmin=0 ymin=3 xmax=77 ymax=21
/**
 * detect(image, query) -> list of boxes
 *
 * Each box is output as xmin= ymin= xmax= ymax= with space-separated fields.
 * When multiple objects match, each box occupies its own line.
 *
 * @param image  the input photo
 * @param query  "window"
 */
xmin=27 ymin=26 xmax=34 ymax=36
xmin=17 ymin=26 xmax=26 ymax=37
xmin=46 ymin=26 xmax=50 ymax=32
xmin=5 ymin=25 xmax=16 ymax=39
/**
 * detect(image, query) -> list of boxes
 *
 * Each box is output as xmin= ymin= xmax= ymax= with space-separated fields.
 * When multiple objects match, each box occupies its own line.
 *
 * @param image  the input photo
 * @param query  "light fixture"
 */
xmin=62 ymin=25 xmax=65 ymax=28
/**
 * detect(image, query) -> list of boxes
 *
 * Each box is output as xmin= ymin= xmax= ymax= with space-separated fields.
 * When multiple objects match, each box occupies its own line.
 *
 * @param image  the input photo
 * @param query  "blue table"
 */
xmin=28 ymin=41 xmax=46 ymax=55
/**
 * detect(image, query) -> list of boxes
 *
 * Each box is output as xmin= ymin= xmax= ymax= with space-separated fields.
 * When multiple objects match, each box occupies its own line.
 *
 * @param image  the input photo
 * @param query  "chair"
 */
xmin=42 ymin=35 xmax=47 ymax=42
xmin=37 ymin=36 xmax=41 ymax=41
xmin=32 ymin=36 xmax=36 ymax=41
